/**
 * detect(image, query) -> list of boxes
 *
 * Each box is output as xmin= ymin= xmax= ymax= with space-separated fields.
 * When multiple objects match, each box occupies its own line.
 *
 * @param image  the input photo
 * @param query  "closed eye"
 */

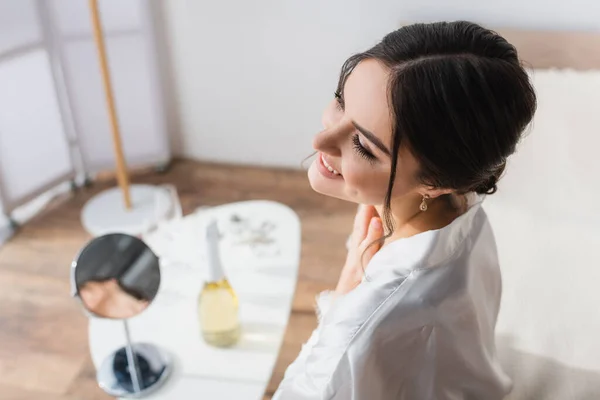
xmin=335 ymin=91 xmax=380 ymax=164
xmin=352 ymin=134 xmax=377 ymax=163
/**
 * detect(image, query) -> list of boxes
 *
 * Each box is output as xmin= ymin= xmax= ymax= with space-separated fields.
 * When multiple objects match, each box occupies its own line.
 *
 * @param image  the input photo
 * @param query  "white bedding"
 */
xmin=484 ymin=69 xmax=600 ymax=399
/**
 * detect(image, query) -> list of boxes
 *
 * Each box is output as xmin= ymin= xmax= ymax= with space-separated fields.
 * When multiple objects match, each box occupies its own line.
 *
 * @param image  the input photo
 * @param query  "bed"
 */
xmin=483 ymin=28 xmax=600 ymax=399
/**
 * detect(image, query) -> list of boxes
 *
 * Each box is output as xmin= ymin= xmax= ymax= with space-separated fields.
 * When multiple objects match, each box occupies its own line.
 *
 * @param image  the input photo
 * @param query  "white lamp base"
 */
xmin=82 ymin=184 xmax=175 ymax=237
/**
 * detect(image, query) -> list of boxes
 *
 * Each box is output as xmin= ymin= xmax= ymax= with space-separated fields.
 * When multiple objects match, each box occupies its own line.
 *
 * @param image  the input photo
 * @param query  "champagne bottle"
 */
xmin=198 ymin=219 xmax=241 ymax=347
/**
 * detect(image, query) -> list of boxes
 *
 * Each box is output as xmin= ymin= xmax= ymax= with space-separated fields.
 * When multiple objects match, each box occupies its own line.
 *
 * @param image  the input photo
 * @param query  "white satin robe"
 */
xmin=273 ymin=196 xmax=511 ymax=400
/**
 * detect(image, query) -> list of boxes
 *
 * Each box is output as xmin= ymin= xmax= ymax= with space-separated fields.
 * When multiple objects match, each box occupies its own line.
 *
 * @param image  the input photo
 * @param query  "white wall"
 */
xmin=161 ymin=0 xmax=600 ymax=169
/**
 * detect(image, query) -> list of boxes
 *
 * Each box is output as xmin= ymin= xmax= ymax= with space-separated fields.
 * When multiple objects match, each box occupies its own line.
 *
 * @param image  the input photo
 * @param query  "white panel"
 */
xmin=62 ymin=35 xmax=168 ymax=171
xmin=162 ymin=0 xmax=600 ymax=167
xmin=50 ymin=0 xmax=142 ymax=36
xmin=162 ymin=0 xmax=400 ymax=167
xmin=388 ymin=0 xmax=600 ymax=31
xmin=0 ymin=0 xmax=42 ymax=55
xmin=490 ymin=70 xmax=600 ymax=221
xmin=0 ymin=50 xmax=72 ymax=205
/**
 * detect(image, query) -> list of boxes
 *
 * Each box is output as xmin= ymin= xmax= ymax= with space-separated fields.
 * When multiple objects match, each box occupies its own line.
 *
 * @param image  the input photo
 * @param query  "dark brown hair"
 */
xmin=337 ymin=21 xmax=537 ymax=232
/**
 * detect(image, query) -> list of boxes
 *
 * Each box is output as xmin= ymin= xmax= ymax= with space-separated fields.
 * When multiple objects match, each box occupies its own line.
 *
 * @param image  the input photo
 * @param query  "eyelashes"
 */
xmin=352 ymin=134 xmax=376 ymax=163
xmin=334 ymin=91 xmax=377 ymax=164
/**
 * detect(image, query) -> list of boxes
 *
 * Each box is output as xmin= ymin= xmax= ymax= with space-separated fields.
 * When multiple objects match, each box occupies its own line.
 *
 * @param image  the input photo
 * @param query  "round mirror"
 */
xmin=71 ymin=233 xmax=172 ymax=398
xmin=72 ymin=233 xmax=160 ymax=320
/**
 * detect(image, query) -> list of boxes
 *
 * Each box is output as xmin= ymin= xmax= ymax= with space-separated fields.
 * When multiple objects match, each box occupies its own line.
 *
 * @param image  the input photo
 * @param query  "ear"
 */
xmin=420 ymin=187 xmax=454 ymax=199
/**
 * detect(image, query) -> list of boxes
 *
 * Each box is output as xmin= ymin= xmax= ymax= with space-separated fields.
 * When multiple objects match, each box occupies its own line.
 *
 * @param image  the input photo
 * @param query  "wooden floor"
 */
xmin=0 ymin=160 xmax=355 ymax=400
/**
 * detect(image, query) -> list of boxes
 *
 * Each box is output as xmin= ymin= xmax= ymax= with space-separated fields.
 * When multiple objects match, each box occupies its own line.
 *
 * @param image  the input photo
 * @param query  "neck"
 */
xmin=374 ymin=192 xmax=422 ymax=233
xmin=375 ymin=193 xmax=465 ymax=244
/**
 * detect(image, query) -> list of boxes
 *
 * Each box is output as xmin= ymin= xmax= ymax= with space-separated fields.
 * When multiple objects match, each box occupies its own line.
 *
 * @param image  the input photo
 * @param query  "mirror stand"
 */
xmin=123 ymin=320 xmax=142 ymax=393
xmin=97 ymin=319 xmax=172 ymax=398
xmin=72 ymin=233 xmax=173 ymax=398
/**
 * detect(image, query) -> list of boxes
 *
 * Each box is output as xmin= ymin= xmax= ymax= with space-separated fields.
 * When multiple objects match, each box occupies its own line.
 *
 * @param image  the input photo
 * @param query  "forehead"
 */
xmin=343 ymin=59 xmax=392 ymax=143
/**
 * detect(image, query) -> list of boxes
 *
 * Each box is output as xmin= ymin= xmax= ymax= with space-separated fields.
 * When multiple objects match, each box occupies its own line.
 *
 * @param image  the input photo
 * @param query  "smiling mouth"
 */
xmin=321 ymin=155 xmax=341 ymax=176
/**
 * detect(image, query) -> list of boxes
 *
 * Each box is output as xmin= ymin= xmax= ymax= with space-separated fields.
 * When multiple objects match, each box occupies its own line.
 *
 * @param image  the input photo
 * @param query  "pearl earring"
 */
xmin=419 ymin=194 xmax=430 ymax=212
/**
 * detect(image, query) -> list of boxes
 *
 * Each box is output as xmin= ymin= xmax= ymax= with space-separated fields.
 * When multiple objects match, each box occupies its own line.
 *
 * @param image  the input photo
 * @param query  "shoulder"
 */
xmin=329 ymin=205 xmax=501 ymax=338
xmin=320 ymin=200 xmax=501 ymax=339
xmin=320 ymin=265 xmax=432 ymax=351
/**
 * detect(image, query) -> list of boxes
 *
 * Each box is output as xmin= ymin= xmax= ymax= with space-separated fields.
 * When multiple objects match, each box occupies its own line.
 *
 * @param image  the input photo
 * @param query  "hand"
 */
xmin=335 ymin=205 xmax=384 ymax=295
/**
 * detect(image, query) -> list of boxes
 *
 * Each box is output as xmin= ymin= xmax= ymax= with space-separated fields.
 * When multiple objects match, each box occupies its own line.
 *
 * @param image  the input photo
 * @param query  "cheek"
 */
xmin=341 ymin=159 xmax=390 ymax=204
xmin=342 ymin=155 xmax=419 ymax=204
xmin=388 ymin=158 xmax=422 ymax=200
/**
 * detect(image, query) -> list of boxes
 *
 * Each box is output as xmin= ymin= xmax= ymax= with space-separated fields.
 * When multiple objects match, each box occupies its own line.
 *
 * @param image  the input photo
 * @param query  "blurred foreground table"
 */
xmin=89 ymin=201 xmax=301 ymax=399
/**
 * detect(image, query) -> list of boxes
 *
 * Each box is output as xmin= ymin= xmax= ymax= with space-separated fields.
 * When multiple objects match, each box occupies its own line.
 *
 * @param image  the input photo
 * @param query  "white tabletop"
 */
xmin=88 ymin=201 xmax=301 ymax=399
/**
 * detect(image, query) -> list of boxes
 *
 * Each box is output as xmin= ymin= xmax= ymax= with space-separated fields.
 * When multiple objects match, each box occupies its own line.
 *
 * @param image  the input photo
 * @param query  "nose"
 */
xmin=314 ymin=122 xmax=349 ymax=158
xmin=321 ymin=98 xmax=342 ymax=129
xmin=322 ymin=108 xmax=336 ymax=130
xmin=314 ymin=100 xmax=345 ymax=156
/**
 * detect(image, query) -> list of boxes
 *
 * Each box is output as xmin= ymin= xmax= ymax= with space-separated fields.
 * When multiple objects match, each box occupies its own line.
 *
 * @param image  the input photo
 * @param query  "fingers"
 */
xmin=370 ymin=206 xmax=381 ymax=220
xmin=352 ymin=205 xmax=368 ymax=232
xmin=363 ymin=217 xmax=383 ymax=249
xmin=360 ymin=217 xmax=384 ymax=264
xmin=364 ymin=205 xmax=377 ymax=220
xmin=352 ymin=205 xmax=376 ymax=246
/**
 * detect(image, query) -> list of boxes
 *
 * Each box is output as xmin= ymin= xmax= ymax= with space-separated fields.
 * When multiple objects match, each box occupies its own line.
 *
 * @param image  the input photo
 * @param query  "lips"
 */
xmin=316 ymin=153 xmax=343 ymax=180
xmin=321 ymin=154 xmax=341 ymax=176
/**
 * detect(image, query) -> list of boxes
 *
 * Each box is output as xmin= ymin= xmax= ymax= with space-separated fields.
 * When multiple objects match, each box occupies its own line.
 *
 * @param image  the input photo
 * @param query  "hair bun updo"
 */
xmin=338 ymin=21 xmax=537 ymax=231
xmin=473 ymin=176 xmax=499 ymax=195
xmin=337 ymin=21 xmax=537 ymax=212
xmin=471 ymin=161 xmax=506 ymax=195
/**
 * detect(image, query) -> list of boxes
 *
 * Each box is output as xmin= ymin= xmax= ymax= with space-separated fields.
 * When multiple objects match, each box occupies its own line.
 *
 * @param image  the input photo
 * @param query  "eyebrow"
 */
xmin=352 ymin=121 xmax=391 ymax=156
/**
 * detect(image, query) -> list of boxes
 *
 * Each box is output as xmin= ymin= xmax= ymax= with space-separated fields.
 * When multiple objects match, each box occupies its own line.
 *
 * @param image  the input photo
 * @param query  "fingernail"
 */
xmin=370 ymin=217 xmax=381 ymax=229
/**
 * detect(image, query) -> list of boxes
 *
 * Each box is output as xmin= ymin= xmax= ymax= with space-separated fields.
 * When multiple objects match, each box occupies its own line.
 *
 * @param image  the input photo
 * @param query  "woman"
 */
xmin=274 ymin=21 xmax=536 ymax=399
